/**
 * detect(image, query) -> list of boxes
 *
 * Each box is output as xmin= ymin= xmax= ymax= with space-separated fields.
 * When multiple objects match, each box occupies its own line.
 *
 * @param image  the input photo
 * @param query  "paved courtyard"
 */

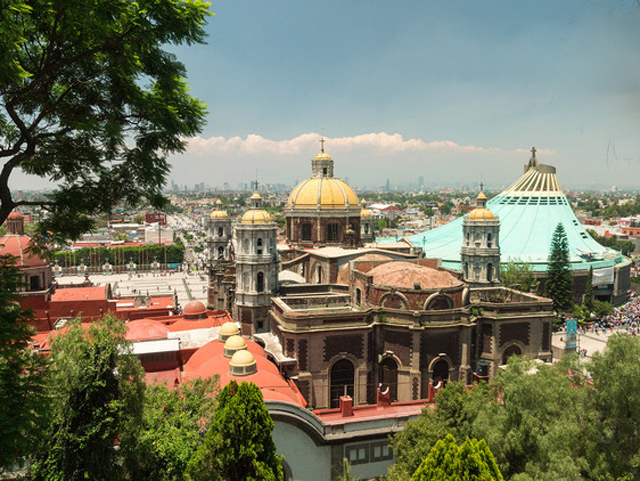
xmin=552 ymin=329 xmax=625 ymax=361
xmin=56 ymin=270 xmax=209 ymax=309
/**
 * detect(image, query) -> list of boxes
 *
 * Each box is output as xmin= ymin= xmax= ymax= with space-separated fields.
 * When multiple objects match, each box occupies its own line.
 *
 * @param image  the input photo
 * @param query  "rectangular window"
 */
xmin=370 ymin=442 xmax=393 ymax=462
xmin=327 ymin=223 xmax=339 ymax=242
xmin=345 ymin=444 xmax=369 ymax=465
xmin=301 ymin=223 xmax=312 ymax=241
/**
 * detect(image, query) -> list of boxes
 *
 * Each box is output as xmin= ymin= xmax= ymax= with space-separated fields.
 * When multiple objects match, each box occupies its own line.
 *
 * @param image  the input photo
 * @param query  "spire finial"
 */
xmin=531 ymin=146 xmax=536 ymax=158
xmin=320 ymin=137 xmax=325 ymax=153
xmin=254 ymin=170 xmax=259 ymax=193
xmin=479 ymin=182 xmax=484 ymax=193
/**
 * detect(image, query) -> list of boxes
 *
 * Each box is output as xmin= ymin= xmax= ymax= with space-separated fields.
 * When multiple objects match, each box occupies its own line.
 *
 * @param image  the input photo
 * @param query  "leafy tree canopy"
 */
xmin=500 ymin=260 xmax=539 ymax=293
xmin=0 ymin=0 xmax=211 ymax=242
xmin=122 ymin=377 xmax=219 ymax=481
xmin=30 ymin=316 xmax=145 ymax=481
xmin=0 ymin=255 xmax=48 ymax=471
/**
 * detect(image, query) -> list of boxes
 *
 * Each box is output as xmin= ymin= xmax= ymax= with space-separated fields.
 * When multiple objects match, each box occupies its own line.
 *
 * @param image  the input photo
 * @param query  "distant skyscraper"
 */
xmin=418 ymin=176 xmax=424 ymax=189
xmin=385 ymin=179 xmax=390 ymax=192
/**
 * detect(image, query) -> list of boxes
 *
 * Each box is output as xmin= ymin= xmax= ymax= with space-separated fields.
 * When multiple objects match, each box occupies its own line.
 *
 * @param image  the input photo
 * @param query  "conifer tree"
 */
xmin=584 ymin=266 xmax=594 ymax=311
xmin=186 ymin=381 xmax=284 ymax=481
xmin=546 ymin=223 xmax=574 ymax=312
xmin=410 ymin=434 xmax=503 ymax=481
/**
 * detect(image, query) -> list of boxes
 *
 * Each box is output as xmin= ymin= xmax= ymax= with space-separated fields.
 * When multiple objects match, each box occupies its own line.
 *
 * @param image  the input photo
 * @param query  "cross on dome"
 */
xmin=320 ymin=137 xmax=325 ymax=153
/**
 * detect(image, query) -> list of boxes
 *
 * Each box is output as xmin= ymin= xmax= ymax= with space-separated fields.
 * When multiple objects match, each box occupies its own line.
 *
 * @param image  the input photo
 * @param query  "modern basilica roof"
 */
xmin=380 ymin=150 xmax=629 ymax=272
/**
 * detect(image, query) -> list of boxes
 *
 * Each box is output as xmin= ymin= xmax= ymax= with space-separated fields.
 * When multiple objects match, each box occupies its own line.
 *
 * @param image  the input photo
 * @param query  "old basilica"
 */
xmin=206 ymin=141 xmax=553 ymax=410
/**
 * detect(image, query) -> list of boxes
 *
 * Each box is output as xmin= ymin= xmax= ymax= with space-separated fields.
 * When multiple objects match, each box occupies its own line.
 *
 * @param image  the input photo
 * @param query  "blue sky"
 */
xmin=14 ymin=1 xmax=640 ymax=191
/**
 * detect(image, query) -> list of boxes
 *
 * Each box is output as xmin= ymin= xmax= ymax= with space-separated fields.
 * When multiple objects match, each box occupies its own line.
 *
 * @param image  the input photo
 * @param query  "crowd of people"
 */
xmin=584 ymin=291 xmax=640 ymax=336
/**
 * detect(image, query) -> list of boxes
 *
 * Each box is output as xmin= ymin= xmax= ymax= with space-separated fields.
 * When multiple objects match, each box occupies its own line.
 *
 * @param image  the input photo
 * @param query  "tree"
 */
xmin=586 ymin=334 xmax=640 ymax=480
xmin=30 ymin=316 xmax=145 ymax=481
xmin=410 ymin=434 xmax=503 ymax=481
xmin=186 ymin=381 xmax=283 ymax=481
xmin=0 ymin=256 xmax=48 ymax=472
xmin=546 ymin=223 xmax=573 ymax=312
xmin=584 ymin=266 xmax=594 ymax=311
xmin=121 ymin=377 xmax=219 ymax=481
xmin=500 ymin=260 xmax=539 ymax=293
xmin=0 ymin=0 xmax=211 ymax=241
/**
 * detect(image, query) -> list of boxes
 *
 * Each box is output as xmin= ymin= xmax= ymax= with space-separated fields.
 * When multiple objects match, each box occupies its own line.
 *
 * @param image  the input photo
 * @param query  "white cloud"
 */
xmin=184 ymin=132 xmax=554 ymax=157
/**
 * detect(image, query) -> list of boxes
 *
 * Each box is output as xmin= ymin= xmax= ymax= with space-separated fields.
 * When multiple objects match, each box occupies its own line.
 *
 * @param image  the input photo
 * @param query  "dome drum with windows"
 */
xmin=285 ymin=139 xmax=362 ymax=246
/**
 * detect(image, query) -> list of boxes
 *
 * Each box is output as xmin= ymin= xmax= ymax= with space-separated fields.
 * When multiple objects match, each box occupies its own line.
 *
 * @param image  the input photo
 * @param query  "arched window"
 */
xmin=316 ymin=265 xmax=323 ymax=284
xmin=355 ymin=288 xmax=362 ymax=306
xmin=330 ymin=359 xmax=354 ymax=408
xmin=432 ymin=359 xmax=449 ymax=385
xmin=487 ymin=232 xmax=492 ymax=248
xmin=464 ymin=262 xmax=469 ymax=279
xmin=243 ymin=238 xmax=250 ymax=253
xmin=379 ymin=357 xmax=398 ymax=401
xmin=426 ymin=295 xmax=453 ymax=310
xmin=364 ymin=223 xmax=369 ymax=234
xmin=218 ymin=227 xmax=223 ymax=237
xmin=487 ymin=263 xmax=494 ymax=282
xmin=257 ymin=238 xmax=263 ymax=255
xmin=466 ymin=232 xmax=470 ymax=246
xmin=502 ymin=345 xmax=522 ymax=365
xmin=218 ymin=246 xmax=224 ymax=259
xmin=256 ymin=272 xmax=265 ymax=293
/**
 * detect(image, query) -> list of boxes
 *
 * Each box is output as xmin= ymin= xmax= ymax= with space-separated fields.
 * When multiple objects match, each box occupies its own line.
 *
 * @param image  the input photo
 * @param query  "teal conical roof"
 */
xmin=382 ymin=155 xmax=627 ymax=272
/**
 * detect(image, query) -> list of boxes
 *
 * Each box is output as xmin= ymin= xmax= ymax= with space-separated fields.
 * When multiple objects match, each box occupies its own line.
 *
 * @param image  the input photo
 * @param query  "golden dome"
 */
xmin=477 ymin=192 xmax=487 ymax=200
xmin=230 ymin=349 xmax=256 ymax=367
xmin=216 ymin=199 xmax=223 ymax=205
xmin=250 ymin=192 xmax=262 ymax=200
xmin=287 ymin=178 xmax=359 ymax=211
xmin=224 ymin=335 xmax=247 ymax=350
xmin=223 ymin=334 xmax=247 ymax=358
xmin=467 ymin=207 xmax=495 ymax=221
xmin=314 ymin=151 xmax=332 ymax=161
xmin=361 ymin=208 xmax=372 ymax=218
xmin=210 ymin=210 xmax=229 ymax=219
xmin=218 ymin=321 xmax=240 ymax=342
xmin=241 ymin=209 xmax=272 ymax=224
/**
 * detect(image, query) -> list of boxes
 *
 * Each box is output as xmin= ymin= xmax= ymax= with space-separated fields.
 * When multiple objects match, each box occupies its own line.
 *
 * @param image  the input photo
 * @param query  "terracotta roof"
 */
xmin=368 ymin=261 xmax=462 ymax=289
xmin=51 ymin=286 xmax=107 ymax=302
xmin=125 ymin=319 xmax=170 ymax=341
xmin=337 ymin=253 xmax=393 ymax=284
xmin=0 ymin=235 xmax=49 ymax=268
xmin=183 ymin=300 xmax=206 ymax=317
xmin=7 ymin=211 xmax=23 ymax=220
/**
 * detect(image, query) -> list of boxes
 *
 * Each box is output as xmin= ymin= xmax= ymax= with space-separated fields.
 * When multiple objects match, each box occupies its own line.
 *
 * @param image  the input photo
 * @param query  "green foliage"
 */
xmin=388 ymin=356 xmax=592 ymax=481
xmin=586 ymin=334 xmax=640 ymax=480
xmin=121 ymin=377 xmax=219 ymax=481
xmin=0 ymin=0 xmax=211 ymax=241
xmin=410 ymin=434 xmax=504 ymax=481
xmin=30 ymin=316 xmax=145 ymax=481
xmin=51 ymin=244 xmax=185 ymax=266
xmin=0 ymin=256 xmax=48 ymax=471
xmin=584 ymin=267 xmax=594 ymax=311
xmin=546 ymin=223 xmax=574 ymax=312
xmin=187 ymin=381 xmax=283 ymax=481
xmin=339 ymin=459 xmax=357 ymax=481
xmin=500 ymin=261 xmax=539 ymax=293
xmin=591 ymin=299 xmax=614 ymax=319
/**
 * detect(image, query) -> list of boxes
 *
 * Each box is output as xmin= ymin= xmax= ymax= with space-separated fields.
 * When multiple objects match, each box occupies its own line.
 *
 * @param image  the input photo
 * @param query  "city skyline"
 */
xmin=11 ymin=1 xmax=640 ymax=191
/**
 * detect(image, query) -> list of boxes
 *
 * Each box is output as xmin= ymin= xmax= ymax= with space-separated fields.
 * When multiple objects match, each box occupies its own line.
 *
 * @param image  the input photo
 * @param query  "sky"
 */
xmin=13 ymin=0 xmax=640 ymax=191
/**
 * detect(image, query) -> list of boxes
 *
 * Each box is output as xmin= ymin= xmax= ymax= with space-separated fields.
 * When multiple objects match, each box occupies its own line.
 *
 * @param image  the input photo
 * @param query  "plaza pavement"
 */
xmin=56 ymin=270 xmax=209 ymax=309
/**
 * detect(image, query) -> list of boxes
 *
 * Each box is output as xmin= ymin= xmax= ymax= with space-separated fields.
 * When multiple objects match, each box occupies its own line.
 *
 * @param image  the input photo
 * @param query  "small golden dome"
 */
xmin=216 ymin=199 xmax=223 ymax=205
xmin=477 ymin=192 xmax=487 ymax=200
xmin=230 ymin=349 xmax=257 ymax=368
xmin=223 ymin=335 xmax=248 ymax=358
xmin=467 ymin=208 xmax=495 ymax=221
xmin=241 ymin=209 xmax=272 ymax=224
xmin=210 ymin=210 xmax=229 ymax=219
xmin=287 ymin=178 xmax=359 ymax=211
xmin=224 ymin=335 xmax=247 ymax=350
xmin=250 ymin=192 xmax=262 ymax=200
xmin=361 ymin=208 xmax=372 ymax=218
xmin=314 ymin=151 xmax=332 ymax=161
xmin=218 ymin=322 xmax=240 ymax=342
